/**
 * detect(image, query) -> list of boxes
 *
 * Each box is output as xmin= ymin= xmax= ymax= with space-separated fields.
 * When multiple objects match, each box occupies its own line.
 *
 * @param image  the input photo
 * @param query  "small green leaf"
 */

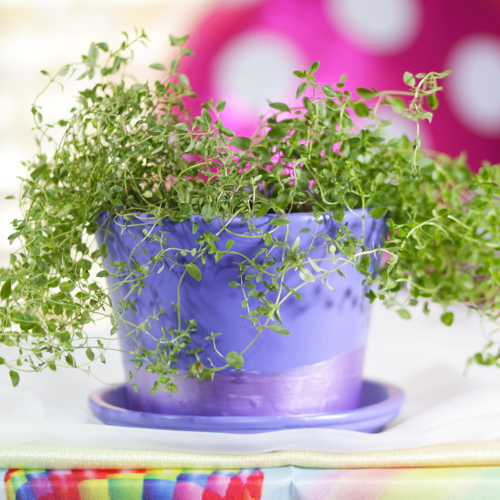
xmin=299 ymin=268 xmax=315 ymax=282
xmin=396 ymin=309 xmax=411 ymax=320
xmin=149 ymin=62 xmax=166 ymax=70
xmin=100 ymin=243 xmax=108 ymax=258
xmin=441 ymin=312 xmax=454 ymax=326
xmin=354 ymin=102 xmax=370 ymax=118
xmin=365 ymin=289 xmax=377 ymax=304
xmin=1 ymin=279 xmax=11 ymax=300
xmin=221 ymin=127 xmax=234 ymax=137
xmin=322 ymin=85 xmax=335 ymax=97
xmin=59 ymin=65 xmax=70 ymax=77
xmin=202 ymin=109 xmax=212 ymax=125
xmin=269 ymin=102 xmax=290 ymax=113
xmin=169 ymin=34 xmax=181 ymax=46
xmin=268 ymin=122 xmax=291 ymax=140
xmin=186 ymin=263 xmax=202 ymax=281
xmin=403 ymin=71 xmax=416 ymax=87
xmin=9 ymin=370 xmax=19 ymax=387
xmin=226 ymin=351 xmax=244 ymax=368
xmin=268 ymin=324 xmax=290 ymax=335
xmin=427 ymin=93 xmax=438 ymax=110
xmin=4 ymin=195 xmax=14 ymax=200
xmin=65 ymin=354 xmax=76 ymax=367
xmin=192 ymin=221 xmax=199 ymax=234
xmin=229 ymin=136 xmax=252 ymax=151
xmin=226 ymin=239 xmax=235 ymax=250
xmin=86 ymin=347 xmax=95 ymax=361
xmin=293 ymin=70 xmax=306 ymax=78
xmin=96 ymin=42 xmax=109 ymax=52
xmin=438 ymin=70 xmax=452 ymax=78
xmin=308 ymin=61 xmax=320 ymax=74
xmin=200 ymin=369 xmax=213 ymax=381
xmin=296 ymin=82 xmax=308 ymax=99
xmin=215 ymin=100 xmax=226 ymax=112
xmin=371 ymin=207 xmax=388 ymax=219
xmin=59 ymin=281 xmax=73 ymax=292
xmin=386 ymin=96 xmax=405 ymax=113
xmin=333 ymin=205 xmax=344 ymax=224
xmin=269 ymin=218 xmax=290 ymax=226
xmin=201 ymin=203 xmax=215 ymax=222
xmin=356 ymin=87 xmax=374 ymax=99
xmin=167 ymin=382 xmax=179 ymax=394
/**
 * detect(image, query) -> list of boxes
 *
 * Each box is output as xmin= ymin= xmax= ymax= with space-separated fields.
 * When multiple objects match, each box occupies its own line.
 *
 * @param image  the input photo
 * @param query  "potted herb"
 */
xmin=1 ymin=30 xmax=499 ymax=418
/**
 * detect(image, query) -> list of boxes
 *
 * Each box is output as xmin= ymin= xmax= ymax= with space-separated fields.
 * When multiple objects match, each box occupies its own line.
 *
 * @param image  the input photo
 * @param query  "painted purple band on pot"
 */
xmin=125 ymin=347 xmax=365 ymax=417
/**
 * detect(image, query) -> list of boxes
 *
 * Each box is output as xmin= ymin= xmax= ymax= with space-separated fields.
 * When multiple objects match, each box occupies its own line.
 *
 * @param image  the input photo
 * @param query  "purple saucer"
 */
xmin=89 ymin=380 xmax=404 ymax=434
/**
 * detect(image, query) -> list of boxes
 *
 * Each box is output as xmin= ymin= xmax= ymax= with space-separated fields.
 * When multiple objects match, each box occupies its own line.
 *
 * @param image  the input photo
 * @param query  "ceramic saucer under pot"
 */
xmin=89 ymin=379 xmax=405 ymax=434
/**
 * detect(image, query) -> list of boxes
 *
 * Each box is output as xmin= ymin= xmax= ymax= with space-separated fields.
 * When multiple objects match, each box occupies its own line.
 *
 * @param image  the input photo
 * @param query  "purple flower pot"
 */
xmin=96 ymin=211 xmax=385 ymax=417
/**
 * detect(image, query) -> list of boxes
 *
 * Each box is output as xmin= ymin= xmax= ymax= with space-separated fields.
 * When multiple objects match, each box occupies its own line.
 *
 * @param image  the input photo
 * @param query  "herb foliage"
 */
xmin=1 ymin=29 xmax=500 ymax=390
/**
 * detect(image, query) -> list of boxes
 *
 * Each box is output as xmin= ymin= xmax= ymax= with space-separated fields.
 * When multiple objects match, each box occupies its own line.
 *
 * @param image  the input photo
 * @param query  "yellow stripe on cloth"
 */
xmin=1 ymin=442 xmax=500 ymax=469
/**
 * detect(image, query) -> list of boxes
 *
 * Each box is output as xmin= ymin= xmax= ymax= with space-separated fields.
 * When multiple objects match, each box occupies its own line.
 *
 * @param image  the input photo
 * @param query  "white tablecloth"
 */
xmin=1 ymin=301 xmax=499 ymax=454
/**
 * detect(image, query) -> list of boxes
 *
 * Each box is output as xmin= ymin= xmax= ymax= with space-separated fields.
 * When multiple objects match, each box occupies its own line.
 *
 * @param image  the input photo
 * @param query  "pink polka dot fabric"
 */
xmin=182 ymin=0 xmax=500 ymax=171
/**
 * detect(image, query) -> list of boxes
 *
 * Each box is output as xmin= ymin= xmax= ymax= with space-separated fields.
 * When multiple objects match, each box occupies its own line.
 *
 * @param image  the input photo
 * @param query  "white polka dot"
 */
xmin=446 ymin=35 xmax=500 ymax=136
xmin=356 ymin=108 xmax=433 ymax=149
xmin=212 ymin=31 xmax=303 ymax=114
xmin=383 ymin=117 xmax=433 ymax=149
xmin=327 ymin=0 xmax=421 ymax=55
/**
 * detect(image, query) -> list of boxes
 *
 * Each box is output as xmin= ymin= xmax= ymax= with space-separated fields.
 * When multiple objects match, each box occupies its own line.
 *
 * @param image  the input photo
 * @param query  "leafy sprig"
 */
xmin=1 ymin=30 xmax=500 ymax=390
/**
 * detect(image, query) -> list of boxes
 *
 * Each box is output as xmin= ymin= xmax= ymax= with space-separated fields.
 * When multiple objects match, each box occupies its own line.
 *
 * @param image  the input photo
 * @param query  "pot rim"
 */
xmin=98 ymin=207 xmax=377 ymax=225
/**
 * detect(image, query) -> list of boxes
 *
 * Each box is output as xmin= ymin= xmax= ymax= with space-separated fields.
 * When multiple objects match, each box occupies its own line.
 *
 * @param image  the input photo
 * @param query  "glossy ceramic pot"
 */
xmin=96 ymin=211 xmax=386 ymax=417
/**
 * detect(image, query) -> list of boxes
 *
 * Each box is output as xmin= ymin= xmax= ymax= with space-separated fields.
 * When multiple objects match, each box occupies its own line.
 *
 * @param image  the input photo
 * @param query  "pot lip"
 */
xmin=97 ymin=207 xmax=376 ymax=224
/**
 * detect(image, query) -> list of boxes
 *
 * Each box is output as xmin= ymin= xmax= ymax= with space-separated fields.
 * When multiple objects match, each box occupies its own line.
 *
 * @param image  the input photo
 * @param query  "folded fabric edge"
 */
xmin=1 ymin=442 xmax=500 ymax=470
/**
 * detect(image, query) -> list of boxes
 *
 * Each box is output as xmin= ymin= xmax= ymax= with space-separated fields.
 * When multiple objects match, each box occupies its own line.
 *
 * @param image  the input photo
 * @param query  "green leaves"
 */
xmin=427 ymin=93 xmax=439 ymax=110
xmin=270 ymin=102 xmax=291 ymax=113
xmin=226 ymin=351 xmax=244 ymax=368
xmin=296 ymin=82 xmax=308 ymax=99
xmin=353 ymin=102 xmax=370 ymax=118
xmin=186 ymin=263 xmax=202 ymax=281
xmin=269 ymin=218 xmax=290 ymax=226
xmin=396 ymin=309 xmax=411 ymax=320
xmin=268 ymin=122 xmax=291 ymax=140
xmin=268 ymin=324 xmax=290 ymax=335
xmin=59 ymin=281 xmax=73 ymax=292
xmin=371 ymin=207 xmax=388 ymax=219
xmin=308 ymin=61 xmax=320 ymax=75
xmin=96 ymin=42 xmax=109 ymax=52
xmin=3 ymin=25 xmax=497 ymax=394
xmin=356 ymin=87 xmax=375 ymax=99
xmin=230 ymin=136 xmax=252 ymax=150
xmin=1 ymin=279 xmax=11 ymax=300
xmin=201 ymin=203 xmax=215 ymax=222
xmin=403 ymin=71 xmax=416 ymax=87
xmin=9 ymin=370 xmax=19 ymax=387
xmin=441 ymin=312 xmax=454 ymax=326
xmin=299 ymin=267 xmax=315 ymax=282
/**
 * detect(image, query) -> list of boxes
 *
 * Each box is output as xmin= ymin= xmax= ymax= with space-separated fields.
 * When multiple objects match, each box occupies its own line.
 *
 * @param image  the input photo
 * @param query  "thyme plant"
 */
xmin=1 ymin=29 xmax=500 ymax=391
